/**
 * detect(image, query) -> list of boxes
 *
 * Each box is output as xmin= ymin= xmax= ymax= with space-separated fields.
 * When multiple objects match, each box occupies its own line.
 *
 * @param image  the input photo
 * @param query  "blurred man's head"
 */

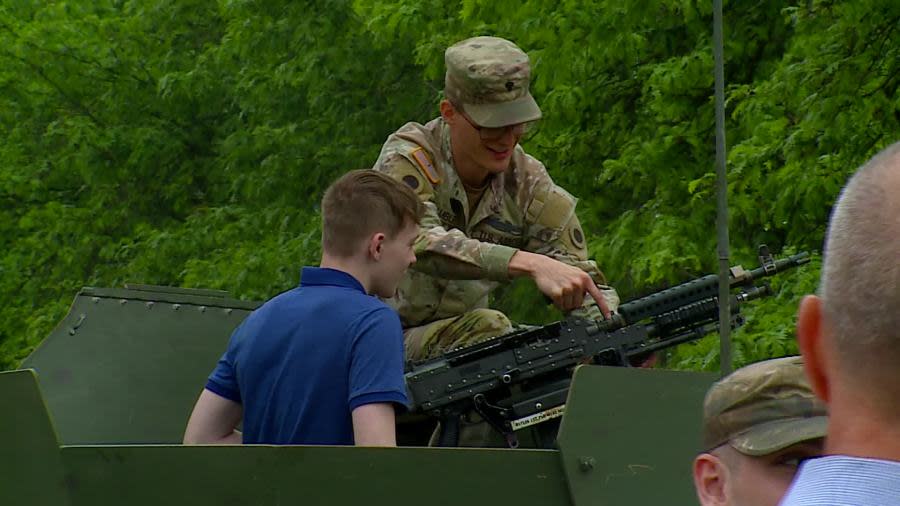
xmin=693 ymin=357 xmax=827 ymax=506
xmin=797 ymin=142 xmax=900 ymax=441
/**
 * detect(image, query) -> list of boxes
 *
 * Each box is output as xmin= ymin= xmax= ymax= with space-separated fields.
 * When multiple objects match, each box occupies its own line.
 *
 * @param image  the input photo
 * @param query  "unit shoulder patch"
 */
xmin=410 ymin=147 xmax=441 ymax=185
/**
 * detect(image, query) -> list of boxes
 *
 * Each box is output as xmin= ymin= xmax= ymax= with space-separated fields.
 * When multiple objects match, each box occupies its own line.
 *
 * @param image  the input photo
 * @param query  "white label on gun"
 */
xmin=511 ymin=404 xmax=566 ymax=431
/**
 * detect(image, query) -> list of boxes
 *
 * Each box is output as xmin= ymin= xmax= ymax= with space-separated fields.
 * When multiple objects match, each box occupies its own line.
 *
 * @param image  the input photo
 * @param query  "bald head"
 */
xmin=819 ymin=141 xmax=900 ymax=393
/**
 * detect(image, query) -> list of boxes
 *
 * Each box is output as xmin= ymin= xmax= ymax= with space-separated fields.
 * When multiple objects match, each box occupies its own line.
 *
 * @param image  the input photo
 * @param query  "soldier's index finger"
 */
xmin=586 ymin=282 xmax=611 ymax=318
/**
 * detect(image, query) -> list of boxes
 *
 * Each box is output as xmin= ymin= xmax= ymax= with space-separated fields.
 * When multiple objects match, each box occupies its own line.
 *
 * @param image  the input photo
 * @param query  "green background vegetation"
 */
xmin=1 ymin=0 xmax=897 ymax=371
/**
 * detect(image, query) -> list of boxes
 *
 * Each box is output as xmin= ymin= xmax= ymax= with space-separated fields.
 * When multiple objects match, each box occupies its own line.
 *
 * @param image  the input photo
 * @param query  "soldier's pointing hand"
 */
xmin=509 ymin=251 xmax=612 ymax=317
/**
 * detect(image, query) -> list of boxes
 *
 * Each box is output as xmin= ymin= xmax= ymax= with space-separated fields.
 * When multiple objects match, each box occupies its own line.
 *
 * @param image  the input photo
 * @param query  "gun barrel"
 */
xmin=746 ymin=252 xmax=810 ymax=281
xmin=405 ymin=250 xmax=809 ymax=428
xmin=616 ymin=274 xmax=719 ymax=325
xmin=617 ymin=251 xmax=809 ymax=325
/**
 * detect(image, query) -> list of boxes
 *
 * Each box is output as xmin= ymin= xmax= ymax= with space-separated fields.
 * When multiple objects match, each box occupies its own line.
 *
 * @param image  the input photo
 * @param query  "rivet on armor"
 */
xmin=579 ymin=457 xmax=596 ymax=473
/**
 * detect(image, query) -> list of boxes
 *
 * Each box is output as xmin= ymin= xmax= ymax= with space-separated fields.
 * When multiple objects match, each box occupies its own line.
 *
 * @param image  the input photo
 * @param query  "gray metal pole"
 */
xmin=713 ymin=0 xmax=732 ymax=376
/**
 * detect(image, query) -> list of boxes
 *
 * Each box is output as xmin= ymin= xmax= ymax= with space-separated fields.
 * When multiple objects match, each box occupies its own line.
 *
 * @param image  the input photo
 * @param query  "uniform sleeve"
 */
xmin=523 ymin=182 xmax=620 ymax=317
xmin=205 ymin=325 xmax=244 ymax=403
xmin=348 ymin=306 xmax=409 ymax=411
xmin=374 ymin=156 xmax=517 ymax=282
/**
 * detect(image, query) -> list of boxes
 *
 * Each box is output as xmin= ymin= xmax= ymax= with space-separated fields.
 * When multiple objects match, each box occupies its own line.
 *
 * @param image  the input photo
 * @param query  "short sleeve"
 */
xmin=348 ymin=307 xmax=409 ymax=411
xmin=205 ymin=325 xmax=243 ymax=403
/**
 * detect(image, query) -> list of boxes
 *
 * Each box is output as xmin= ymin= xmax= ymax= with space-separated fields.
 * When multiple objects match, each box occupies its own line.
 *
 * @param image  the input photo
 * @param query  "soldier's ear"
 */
xmin=439 ymin=100 xmax=456 ymax=124
xmin=693 ymin=453 xmax=729 ymax=506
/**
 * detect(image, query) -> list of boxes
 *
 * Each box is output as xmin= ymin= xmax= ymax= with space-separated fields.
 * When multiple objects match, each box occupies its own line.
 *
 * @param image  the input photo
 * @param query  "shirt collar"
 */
xmin=299 ymin=267 xmax=366 ymax=294
xmin=781 ymin=455 xmax=900 ymax=505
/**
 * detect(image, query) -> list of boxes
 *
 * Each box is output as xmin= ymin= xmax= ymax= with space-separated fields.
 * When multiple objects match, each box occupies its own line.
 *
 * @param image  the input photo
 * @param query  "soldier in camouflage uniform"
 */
xmin=692 ymin=357 xmax=826 ymax=506
xmin=373 ymin=36 xmax=619 ymax=365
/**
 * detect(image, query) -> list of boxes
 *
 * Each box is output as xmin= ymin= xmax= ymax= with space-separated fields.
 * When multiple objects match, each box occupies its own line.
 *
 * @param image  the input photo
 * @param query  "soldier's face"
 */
xmin=370 ymin=220 xmax=419 ymax=299
xmin=447 ymin=104 xmax=521 ymax=175
xmin=693 ymin=440 xmax=823 ymax=506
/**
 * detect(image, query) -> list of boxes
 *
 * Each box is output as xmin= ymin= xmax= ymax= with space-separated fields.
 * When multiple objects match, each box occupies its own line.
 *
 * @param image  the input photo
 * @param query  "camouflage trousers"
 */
xmin=403 ymin=308 xmax=513 ymax=362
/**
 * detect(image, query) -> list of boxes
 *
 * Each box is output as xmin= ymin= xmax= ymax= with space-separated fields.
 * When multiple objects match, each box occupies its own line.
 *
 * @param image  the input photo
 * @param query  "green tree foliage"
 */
xmin=1 ymin=0 xmax=897 ymax=370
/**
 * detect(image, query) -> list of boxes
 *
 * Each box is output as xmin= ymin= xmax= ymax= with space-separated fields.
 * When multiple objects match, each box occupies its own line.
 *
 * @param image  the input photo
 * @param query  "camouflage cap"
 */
xmin=702 ymin=356 xmax=827 ymax=456
xmin=444 ymin=36 xmax=542 ymax=128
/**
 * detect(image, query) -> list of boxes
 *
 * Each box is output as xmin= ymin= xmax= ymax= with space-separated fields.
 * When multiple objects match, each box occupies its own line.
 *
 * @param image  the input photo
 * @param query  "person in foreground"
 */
xmin=784 ymin=140 xmax=900 ymax=505
xmin=183 ymin=170 xmax=424 ymax=446
xmin=693 ymin=356 xmax=826 ymax=506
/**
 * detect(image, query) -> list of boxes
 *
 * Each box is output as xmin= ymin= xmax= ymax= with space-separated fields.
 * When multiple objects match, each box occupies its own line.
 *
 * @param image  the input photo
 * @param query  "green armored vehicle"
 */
xmin=3 ymin=283 xmax=722 ymax=506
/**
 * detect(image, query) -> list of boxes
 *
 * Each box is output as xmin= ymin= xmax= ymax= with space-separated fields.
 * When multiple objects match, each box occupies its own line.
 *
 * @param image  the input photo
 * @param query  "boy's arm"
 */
xmin=183 ymin=388 xmax=243 ymax=444
xmin=351 ymin=402 xmax=397 ymax=447
xmin=348 ymin=307 xmax=410 ymax=447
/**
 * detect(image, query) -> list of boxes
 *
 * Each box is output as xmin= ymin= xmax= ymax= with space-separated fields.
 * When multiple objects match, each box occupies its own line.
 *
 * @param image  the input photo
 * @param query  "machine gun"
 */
xmin=404 ymin=246 xmax=810 ymax=447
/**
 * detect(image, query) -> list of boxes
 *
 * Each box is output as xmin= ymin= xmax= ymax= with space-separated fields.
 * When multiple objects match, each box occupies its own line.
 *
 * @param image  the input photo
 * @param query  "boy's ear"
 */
xmin=367 ymin=232 xmax=386 ymax=261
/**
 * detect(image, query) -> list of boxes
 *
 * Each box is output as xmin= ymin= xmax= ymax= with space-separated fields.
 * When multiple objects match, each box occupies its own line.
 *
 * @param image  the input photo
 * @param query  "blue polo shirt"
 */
xmin=205 ymin=267 xmax=408 ymax=445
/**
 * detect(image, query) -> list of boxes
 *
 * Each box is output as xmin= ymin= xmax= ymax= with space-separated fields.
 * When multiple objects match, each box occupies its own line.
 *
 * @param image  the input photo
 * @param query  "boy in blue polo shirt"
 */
xmin=183 ymin=170 xmax=424 ymax=446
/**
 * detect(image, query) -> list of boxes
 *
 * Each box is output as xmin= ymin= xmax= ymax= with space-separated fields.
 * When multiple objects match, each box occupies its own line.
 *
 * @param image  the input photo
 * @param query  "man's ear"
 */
xmin=797 ymin=295 xmax=830 ymax=404
xmin=439 ymin=99 xmax=456 ymax=123
xmin=693 ymin=453 xmax=729 ymax=506
xmin=367 ymin=232 xmax=386 ymax=261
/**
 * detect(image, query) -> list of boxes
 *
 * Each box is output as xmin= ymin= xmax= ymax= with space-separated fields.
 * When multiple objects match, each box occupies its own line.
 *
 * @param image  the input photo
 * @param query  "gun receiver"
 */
xmin=404 ymin=247 xmax=810 ymax=447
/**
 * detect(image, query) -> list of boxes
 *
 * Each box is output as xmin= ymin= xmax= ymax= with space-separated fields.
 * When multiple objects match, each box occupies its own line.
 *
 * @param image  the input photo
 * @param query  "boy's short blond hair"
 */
xmin=321 ymin=170 xmax=424 ymax=257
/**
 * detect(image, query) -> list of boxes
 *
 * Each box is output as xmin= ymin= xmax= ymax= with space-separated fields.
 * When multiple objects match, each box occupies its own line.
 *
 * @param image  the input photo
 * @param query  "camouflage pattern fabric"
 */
xmin=702 ymin=356 xmax=828 ymax=456
xmin=404 ymin=308 xmax=512 ymax=362
xmin=444 ymin=36 xmax=542 ymax=128
xmin=373 ymin=117 xmax=620 ymax=358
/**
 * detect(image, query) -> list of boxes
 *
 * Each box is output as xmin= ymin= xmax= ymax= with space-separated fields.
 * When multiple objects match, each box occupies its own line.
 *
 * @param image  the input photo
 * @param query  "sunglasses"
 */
xmin=458 ymin=110 xmax=535 ymax=141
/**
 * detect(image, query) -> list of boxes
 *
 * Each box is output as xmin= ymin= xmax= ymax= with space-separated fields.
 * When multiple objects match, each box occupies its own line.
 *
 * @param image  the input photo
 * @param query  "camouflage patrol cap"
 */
xmin=444 ymin=36 xmax=542 ymax=128
xmin=702 ymin=356 xmax=827 ymax=456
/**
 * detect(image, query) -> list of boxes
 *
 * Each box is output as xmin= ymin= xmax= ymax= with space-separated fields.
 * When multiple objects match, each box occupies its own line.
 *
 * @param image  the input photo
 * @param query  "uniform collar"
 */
xmin=439 ymin=118 xmax=509 ymax=222
xmin=299 ymin=267 xmax=366 ymax=294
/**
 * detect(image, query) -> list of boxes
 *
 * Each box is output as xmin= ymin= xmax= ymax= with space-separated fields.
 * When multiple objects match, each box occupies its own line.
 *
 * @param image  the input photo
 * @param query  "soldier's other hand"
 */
xmin=509 ymin=251 xmax=611 ymax=317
